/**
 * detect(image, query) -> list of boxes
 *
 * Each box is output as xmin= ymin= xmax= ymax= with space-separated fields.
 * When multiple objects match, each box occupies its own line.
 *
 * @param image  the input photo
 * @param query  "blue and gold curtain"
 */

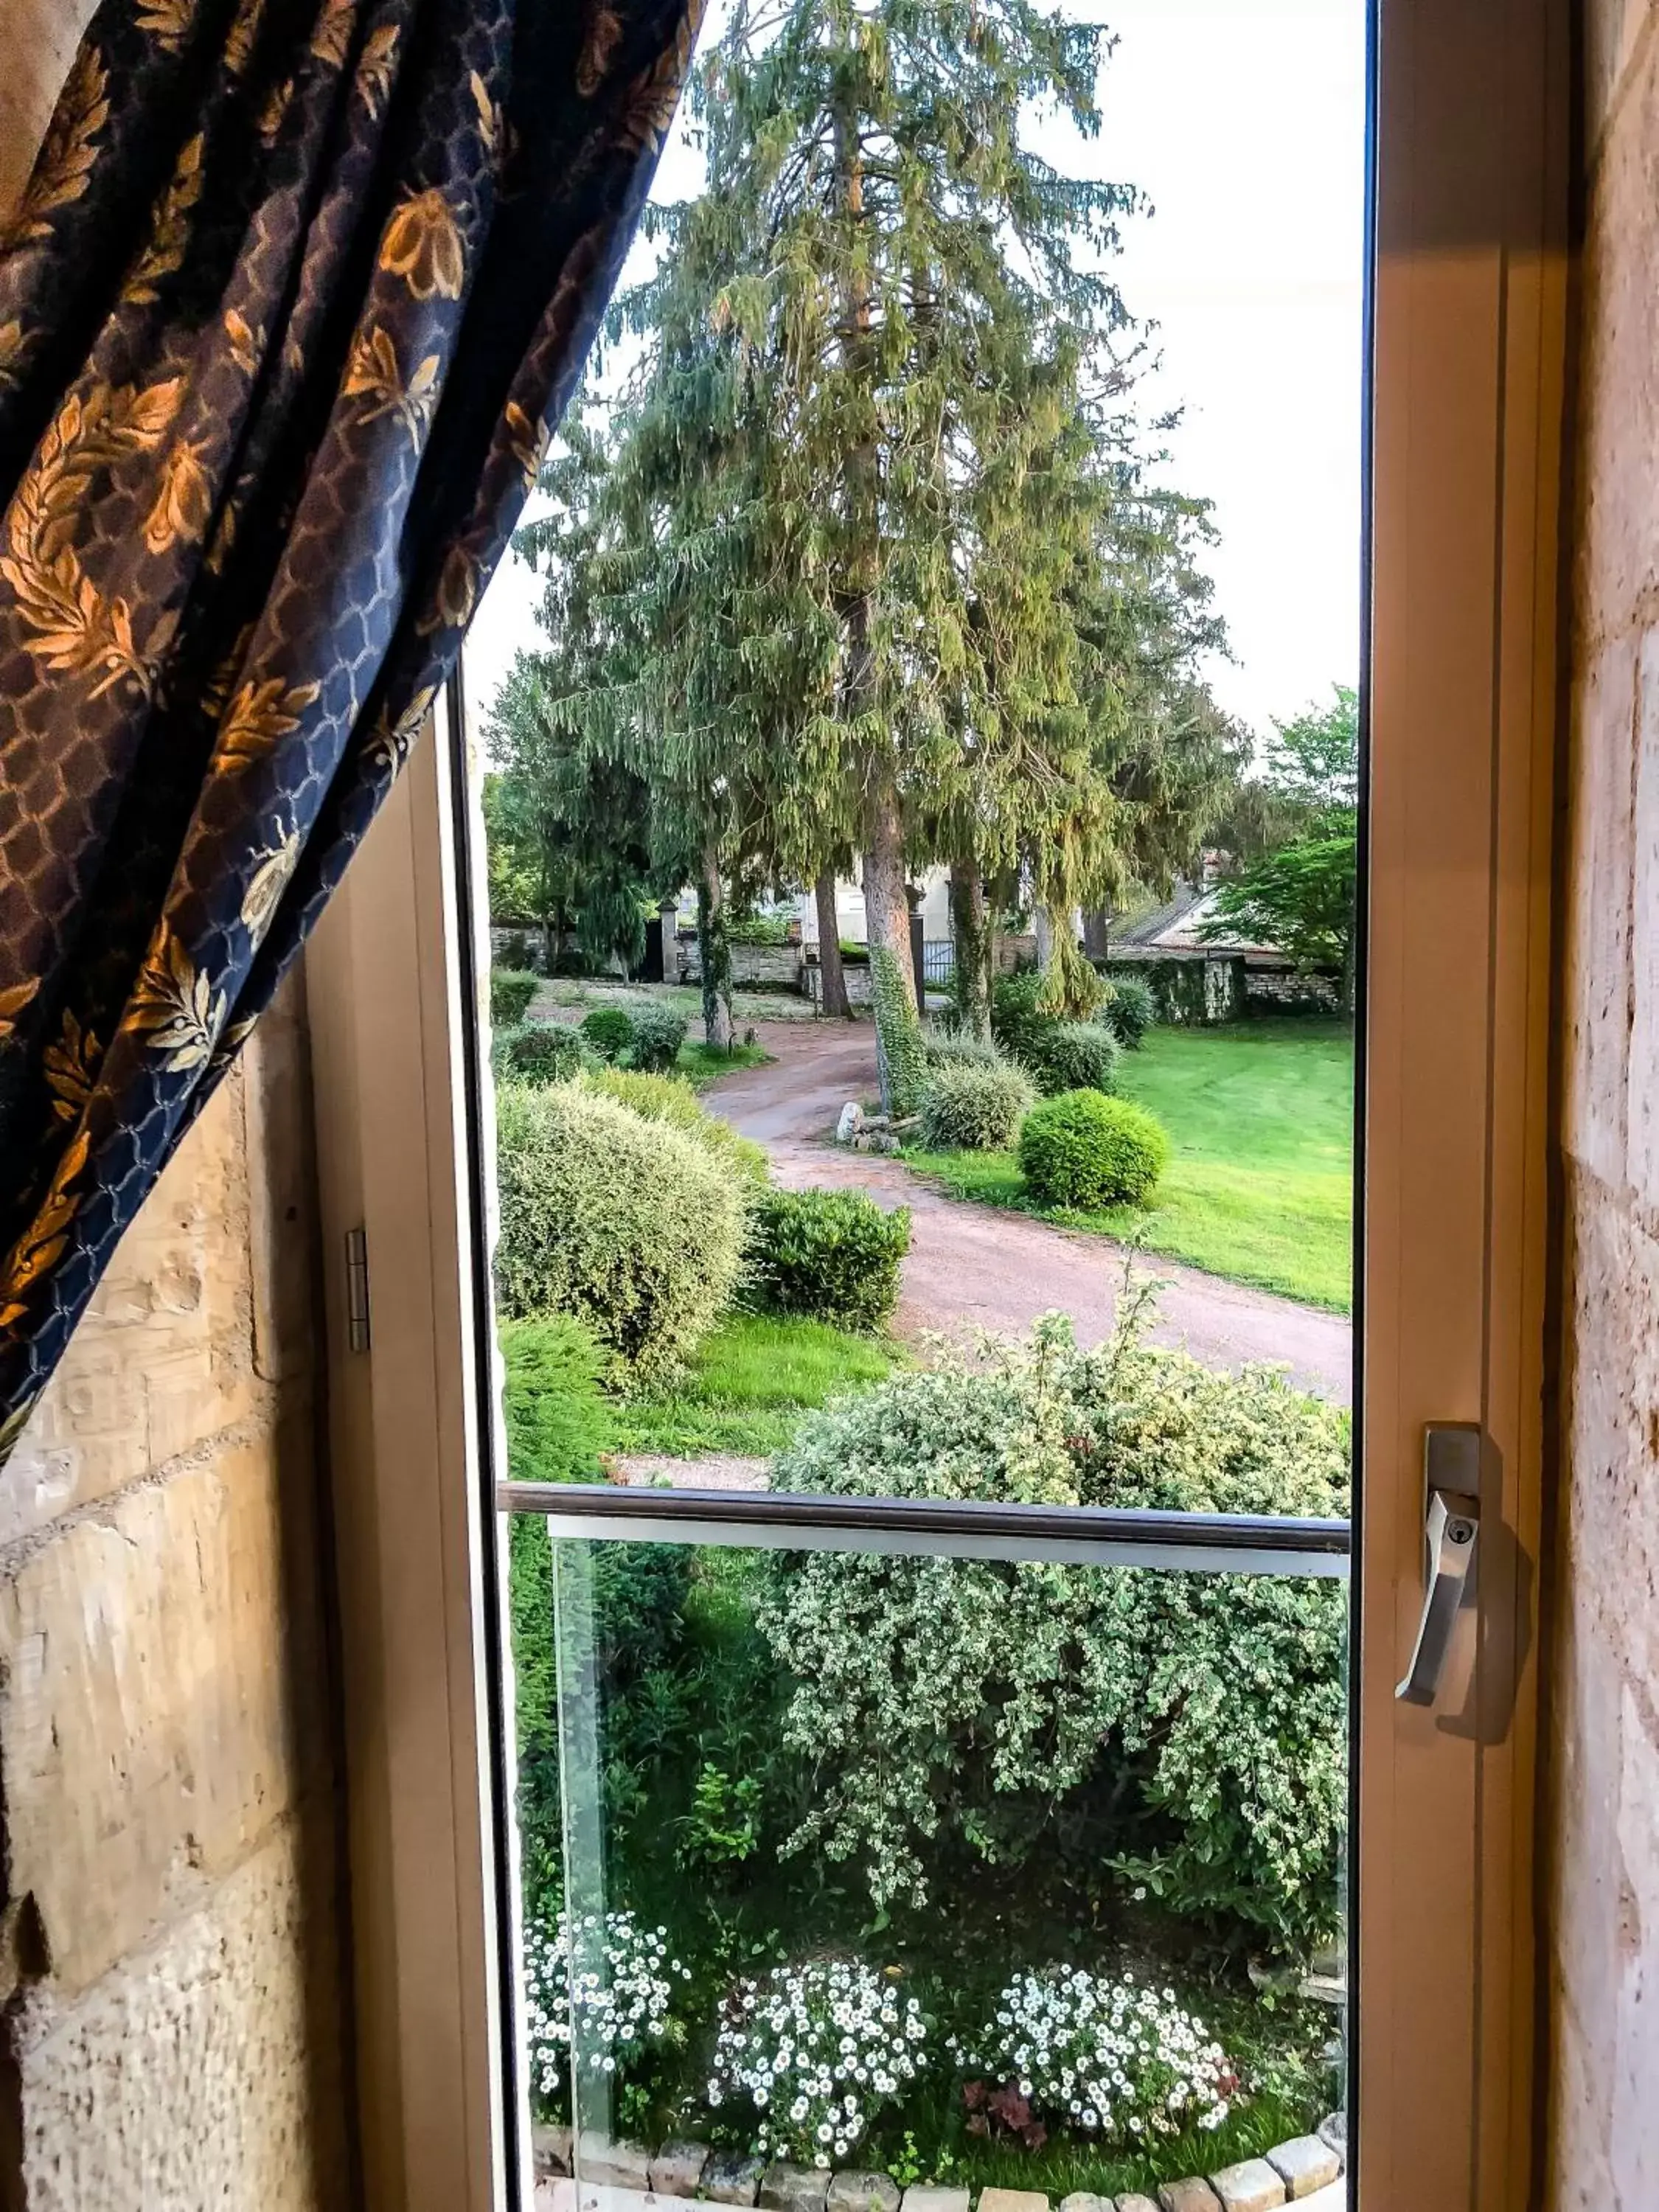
xmin=0 ymin=0 xmax=701 ymax=1449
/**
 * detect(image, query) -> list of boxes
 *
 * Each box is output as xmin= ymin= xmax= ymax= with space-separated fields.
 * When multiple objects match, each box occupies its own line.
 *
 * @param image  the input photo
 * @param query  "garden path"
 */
xmin=706 ymin=1019 xmax=1354 ymax=1403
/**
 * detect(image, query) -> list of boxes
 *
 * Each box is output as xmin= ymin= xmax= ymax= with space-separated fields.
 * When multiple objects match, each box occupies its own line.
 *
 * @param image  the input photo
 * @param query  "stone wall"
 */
xmin=1543 ymin=4 xmax=1659 ymax=2202
xmin=0 ymin=21 xmax=352 ymax=2208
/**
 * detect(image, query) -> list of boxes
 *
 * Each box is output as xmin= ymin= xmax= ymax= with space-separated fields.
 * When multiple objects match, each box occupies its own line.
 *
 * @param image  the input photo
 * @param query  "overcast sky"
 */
xmin=465 ymin=0 xmax=1368 ymax=750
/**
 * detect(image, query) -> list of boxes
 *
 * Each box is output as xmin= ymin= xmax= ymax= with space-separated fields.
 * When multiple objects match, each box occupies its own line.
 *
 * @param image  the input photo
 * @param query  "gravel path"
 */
xmin=706 ymin=1018 xmax=1354 ymax=1403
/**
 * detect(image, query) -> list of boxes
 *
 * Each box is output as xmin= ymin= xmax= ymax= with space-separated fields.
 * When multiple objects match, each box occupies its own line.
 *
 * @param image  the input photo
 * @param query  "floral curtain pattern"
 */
xmin=0 ymin=0 xmax=702 ymax=1451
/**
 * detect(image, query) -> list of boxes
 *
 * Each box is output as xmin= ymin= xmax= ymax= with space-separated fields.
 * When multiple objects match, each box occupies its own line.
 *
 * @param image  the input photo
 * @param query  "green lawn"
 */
xmin=909 ymin=1020 xmax=1354 ymax=1312
xmin=675 ymin=1038 xmax=773 ymax=1088
xmin=609 ymin=1310 xmax=902 ymax=1458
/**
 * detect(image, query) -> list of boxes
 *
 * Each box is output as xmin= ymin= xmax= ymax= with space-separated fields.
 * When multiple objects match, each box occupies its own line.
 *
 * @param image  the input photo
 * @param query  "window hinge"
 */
xmin=345 ymin=1225 xmax=371 ymax=1353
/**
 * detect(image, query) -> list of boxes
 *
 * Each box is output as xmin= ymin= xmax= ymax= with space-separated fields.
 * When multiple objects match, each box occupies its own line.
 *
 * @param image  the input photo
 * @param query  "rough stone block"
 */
xmin=1206 ymin=2161 xmax=1285 ymax=2212
xmin=650 ymin=2140 xmax=709 ymax=2197
xmin=1264 ymin=2138 xmax=1340 ymax=2198
xmin=578 ymin=2136 xmax=652 ymax=2189
xmin=976 ymin=2191 xmax=1048 ymax=2212
xmin=0 ymin=1444 xmax=319 ymax=1992
xmin=901 ymin=2189 xmax=970 ymax=2212
xmin=1156 ymin=2185 xmax=1221 ymax=2212
xmin=827 ymin=2171 xmax=902 ymax=2212
xmin=1114 ymin=2197 xmax=1159 ymax=2212
xmin=706 ymin=2152 xmax=767 ymax=2206
xmin=535 ymin=2124 xmax=574 ymax=2177
xmin=1315 ymin=2115 xmax=1346 ymax=2158
xmin=10 ymin=1823 xmax=347 ymax=2212
xmin=1058 ymin=2193 xmax=1114 ymax=2212
xmin=762 ymin=2165 xmax=830 ymax=2212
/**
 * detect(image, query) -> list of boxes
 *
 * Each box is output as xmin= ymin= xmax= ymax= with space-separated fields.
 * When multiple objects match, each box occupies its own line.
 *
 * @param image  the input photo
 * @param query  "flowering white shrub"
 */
xmin=708 ymin=1958 xmax=928 ymax=2166
xmin=950 ymin=1967 xmax=1237 ymax=2145
xmin=522 ymin=1908 xmax=690 ymax=2105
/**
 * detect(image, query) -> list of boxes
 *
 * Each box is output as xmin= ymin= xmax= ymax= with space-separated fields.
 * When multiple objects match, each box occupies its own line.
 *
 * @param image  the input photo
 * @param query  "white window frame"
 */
xmin=303 ymin=0 xmax=1568 ymax=2201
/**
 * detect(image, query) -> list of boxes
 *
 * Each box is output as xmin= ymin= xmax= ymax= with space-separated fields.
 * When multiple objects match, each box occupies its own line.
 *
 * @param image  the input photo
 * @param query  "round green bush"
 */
xmin=493 ymin=1080 xmax=745 ymax=1380
xmin=1018 ymin=1089 xmax=1169 ymax=1208
xmin=764 ymin=1311 xmax=1351 ymax=1955
xmin=1029 ymin=1018 xmax=1119 ymax=1096
xmin=625 ymin=998 xmax=689 ymax=1073
xmin=916 ymin=1057 xmax=1036 ymax=1152
xmin=580 ymin=1065 xmax=769 ymax=1184
xmin=580 ymin=1004 xmax=636 ymax=1062
xmin=491 ymin=968 xmax=539 ymax=1027
xmin=1101 ymin=971 xmax=1157 ymax=1048
xmin=499 ymin=1021 xmax=595 ymax=1085
xmin=747 ymin=1186 xmax=911 ymax=1331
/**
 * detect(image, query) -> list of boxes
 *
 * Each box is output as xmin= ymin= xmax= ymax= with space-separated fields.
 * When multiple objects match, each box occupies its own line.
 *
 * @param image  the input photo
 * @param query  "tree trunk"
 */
xmin=659 ymin=897 xmax=680 ymax=985
xmin=1032 ymin=902 xmax=1054 ymax=975
xmin=814 ymin=868 xmax=850 ymax=1018
xmin=949 ymin=858 xmax=990 ymax=1040
xmin=1082 ymin=906 xmax=1111 ymax=961
xmin=697 ymin=845 xmax=734 ymax=1051
xmin=861 ymin=782 xmax=917 ymax=1014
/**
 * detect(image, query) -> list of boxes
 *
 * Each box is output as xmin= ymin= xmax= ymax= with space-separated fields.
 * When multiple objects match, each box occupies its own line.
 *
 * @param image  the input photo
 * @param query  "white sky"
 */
xmin=465 ymin=0 xmax=1368 ymax=748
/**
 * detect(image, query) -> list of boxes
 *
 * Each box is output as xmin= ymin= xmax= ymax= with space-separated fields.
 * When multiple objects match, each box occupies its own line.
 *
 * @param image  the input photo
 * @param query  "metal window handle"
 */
xmin=1396 ymin=1424 xmax=1483 ymax=1704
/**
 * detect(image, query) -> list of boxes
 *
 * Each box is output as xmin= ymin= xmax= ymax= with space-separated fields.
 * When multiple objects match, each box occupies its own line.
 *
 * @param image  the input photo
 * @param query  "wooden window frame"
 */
xmin=303 ymin=0 xmax=1569 ymax=2202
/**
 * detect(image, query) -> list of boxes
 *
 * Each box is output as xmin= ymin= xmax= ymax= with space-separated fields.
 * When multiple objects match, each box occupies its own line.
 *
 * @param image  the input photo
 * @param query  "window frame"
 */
xmin=303 ymin=0 xmax=1569 ymax=2200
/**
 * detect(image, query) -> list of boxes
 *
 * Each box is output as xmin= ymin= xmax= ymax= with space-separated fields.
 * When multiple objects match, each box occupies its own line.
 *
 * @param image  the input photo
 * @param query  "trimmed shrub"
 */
xmin=498 ymin=1021 xmax=595 ymax=1085
xmin=919 ymin=1027 xmax=1001 ymax=1071
xmin=494 ymin=1080 xmax=745 ymax=1380
xmin=1018 ymin=1089 xmax=1170 ymax=1208
xmin=581 ymin=1065 xmax=769 ymax=1185
xmin=491 ymin=968 xmax=539 ymax=1026
xmin=748 ymin=1186 xmax=910 ymax=1332
xmin=764 ymin=1310 xmax=1351 ymax=1955
xmin=990 ymin=969 xmax=1050 ymax=1060
xmin=1101 ymin=970 xmax=1157 ymax=1048
xmin=579 ymin=1004 xmax=635 ymax=1062
xmin=1032 ymin=1018 xmax=1120 ymax=1096
xmin=625 ymin=998 xmax=689 ymax=1073
xmin=917 ymin=1057 xmax=1037 ymax=1152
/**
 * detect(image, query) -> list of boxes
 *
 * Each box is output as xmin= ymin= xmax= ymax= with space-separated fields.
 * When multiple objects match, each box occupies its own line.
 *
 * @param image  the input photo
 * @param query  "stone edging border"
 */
xmin=532 ymin=2111 xmax=1347 ymax=2212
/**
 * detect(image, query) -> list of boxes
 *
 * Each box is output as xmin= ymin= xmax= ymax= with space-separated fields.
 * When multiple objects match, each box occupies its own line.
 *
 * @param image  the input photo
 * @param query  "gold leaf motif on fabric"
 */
xmin=240 ymin=827 xmax=302 ymax=936
xmin=128 ymin=925 xmax=227 ymax=1073
xmin=43 ymin=1008 xmax=100 ymax=1124
xmin=0 ymin=979 xmax=40 ymax=1043
xmin=577 ymin=6 xmax=623 ymax=97
xmin=136 ymin=0 xmax=195 ymax=51
xmin=310 ymin=0 xmax=355 ymax=69
xmin=358 ymin=24 xmax=400 ymax=116
xmin=618 ymin=0 xmax=703 ymax=155
xmin=504 ymin=400 xmax=549 ymax=493
xmin=215 ymin=674 xmax=322 ymax=768
xmin=126 ymin=133 xmax=206 ymax=305
xmin=225 ymin=0 xmax=264 ymax=77
xmin=224 ymin=307 xmax=264 ymax=375
xmin=365 ymin=683 xmax=437 ymax=774
xmin=143 ymin=436 xmax=214 ymax=554
xmin=9 ymin=47 xmax=109 ymax=243
xmin=379 ymin=187 xmax=466 ymax=301
xmin=343 ymin=324 xmax=442 ymax=448
xmin=1 ymin=379 xmax=184 ymax=696
xmin=257 ymin=76 xmax=294 ymax=147
xmin=415 ymin=543 xmax=476 ymax=635
xmin=0 ymin=321 xmax=29 ymax=389
xmin=0 ymin=1130 xmax=91 ymax=1332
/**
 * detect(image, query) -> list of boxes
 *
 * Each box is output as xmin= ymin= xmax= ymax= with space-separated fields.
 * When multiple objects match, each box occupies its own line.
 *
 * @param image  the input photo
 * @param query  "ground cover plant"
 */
xmin=905 ymin=1022 xmax=1354 ymax=1312
xmin=607 ymin=1312 xmax=901 ymax=1460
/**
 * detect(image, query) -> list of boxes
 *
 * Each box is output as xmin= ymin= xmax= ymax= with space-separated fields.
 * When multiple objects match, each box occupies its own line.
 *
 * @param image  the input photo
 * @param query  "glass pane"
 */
xmin=512 ymin=1536 xmax=1348 ymax=2211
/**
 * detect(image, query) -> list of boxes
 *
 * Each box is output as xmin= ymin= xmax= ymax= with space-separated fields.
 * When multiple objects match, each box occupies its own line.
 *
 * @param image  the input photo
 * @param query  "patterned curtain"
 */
xmin=0 ymin=0 xmax=702 ymax=1452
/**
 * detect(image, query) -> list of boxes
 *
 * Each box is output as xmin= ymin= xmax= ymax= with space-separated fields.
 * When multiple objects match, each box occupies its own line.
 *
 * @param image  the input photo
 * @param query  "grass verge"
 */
xmin=908 ymin=1020 xmax=1354 ymax=1312
xmin=676 ymin=1039 xmax=773 ymax=1088
xmin=608 ymin=1310 xmax=902 ymax=1459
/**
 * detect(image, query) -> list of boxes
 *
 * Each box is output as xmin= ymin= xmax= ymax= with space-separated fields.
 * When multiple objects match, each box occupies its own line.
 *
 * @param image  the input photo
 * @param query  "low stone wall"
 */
xmin=531 ymin=2116 xmax=1347 ymax=2212
xmin=681 ymin=944 xmax=806 ymax=991
xmin=1103 ymin=956 xmax=1247 ymax=1026
xmin=1242 ymin=969 xmax=1343 ymax=1017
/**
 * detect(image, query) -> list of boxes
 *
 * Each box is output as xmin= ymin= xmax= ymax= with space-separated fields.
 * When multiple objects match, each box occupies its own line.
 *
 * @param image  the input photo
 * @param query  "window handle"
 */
xmin=1395 ymin=1425 xmax=1482 ymax=1706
